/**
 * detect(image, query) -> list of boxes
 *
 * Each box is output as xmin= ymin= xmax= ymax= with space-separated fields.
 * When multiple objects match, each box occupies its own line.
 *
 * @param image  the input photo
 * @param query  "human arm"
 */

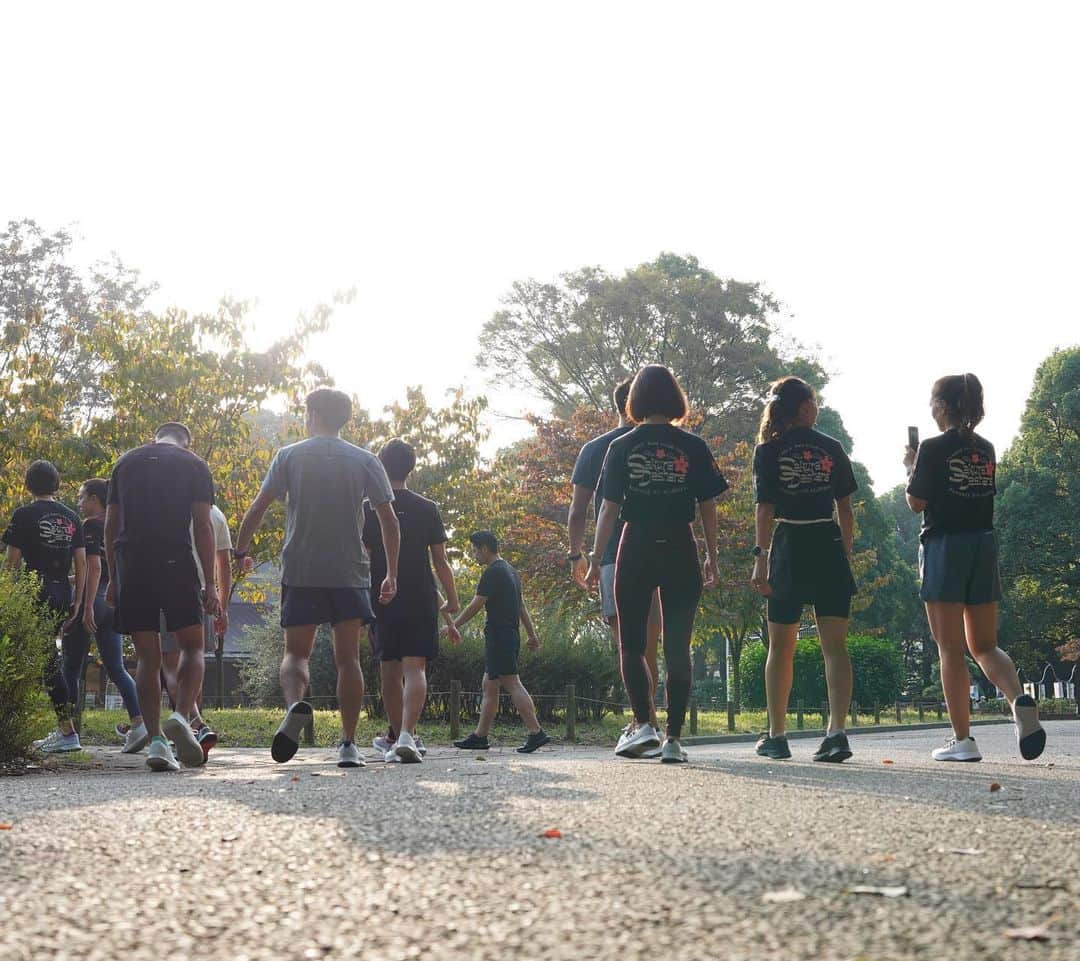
xmin=82 ymin=554 xmax=102 ymax=632
xmin=3 ymin=546 xmax=21 ymax=571
xmin=567 ymin=483 xmax=594 ymax=589
xmin=62 ymin=548 xmax=86 ymax=634
xmin=520 ymin=599 xmax=539 ymax=650
xmin=373 ymin=500 xmax=400 ymax=604
xmin=437 ymin=590 xmax=462 ymax=645
xmin=192 ymin=502 xmax=219 ymax=616
xmin=235 ymin=487 xmax=276 ymax=558
xmin=430 ymin=543 xmax=459 ymax=613
xmin=698 ymin=497 xmax=718 ymax=589
xmin=214 ymin=547 xmax=232 ymax=636
xmin=751 ymin=502 xmax=774 ymax=595
xmin=585 ymin=498 xmax=620 ymax=590
xmin=453 ymin=594 xmax=486 ymax=631
xmin=103 ymin=505 xmax=120 ymax=606
xmin=835 ymin=495 xmax=855 ymax=556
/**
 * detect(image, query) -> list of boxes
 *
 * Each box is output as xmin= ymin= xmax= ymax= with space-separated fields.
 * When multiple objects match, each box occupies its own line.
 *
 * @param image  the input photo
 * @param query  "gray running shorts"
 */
xmin=919 ymin=530 xmax=1002 ymax=605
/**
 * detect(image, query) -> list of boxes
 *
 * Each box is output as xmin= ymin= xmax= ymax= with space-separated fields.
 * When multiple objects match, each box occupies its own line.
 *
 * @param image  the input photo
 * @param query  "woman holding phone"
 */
xmin=750 ymin=376 xmax=858 ymax=762
xmin=904 ymin=373 xmax=1044 ymax=762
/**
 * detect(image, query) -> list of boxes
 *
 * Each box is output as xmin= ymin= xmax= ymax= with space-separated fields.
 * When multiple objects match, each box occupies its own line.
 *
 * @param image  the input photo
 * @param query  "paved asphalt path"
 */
xmin=1 ymin=723 xmax=1077 ymax=961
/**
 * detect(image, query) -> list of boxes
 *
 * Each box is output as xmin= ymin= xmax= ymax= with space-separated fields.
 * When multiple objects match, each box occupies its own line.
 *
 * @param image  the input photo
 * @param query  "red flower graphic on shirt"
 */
xmin=985 ymin=462 xmax=995 ymax=477
xmin=820 ymin=455 xmax=834 ymax=474
xmin=656 ymin=448 xmax=666 ymax=459
xmin=971 ymin=453 xmax=980 ymax=463
xmin=802 ymin=449 xmax=813 ymax=461
xmin=673 ymin=455 xmax=690 ymax=475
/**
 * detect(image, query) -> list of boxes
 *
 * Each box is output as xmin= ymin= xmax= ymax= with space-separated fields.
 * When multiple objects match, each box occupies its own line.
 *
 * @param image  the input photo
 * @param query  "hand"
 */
xmin=445 ymin=622 xmax=462 ymax=646
xmin=571 ymin=555 xmax=588 ymax=590
xmin=203 ymin=587 xmax=221 ymax=617
xmin=527 ymin=632 xmax=540 ymax=651
xmin=379 ymin=576 xmax=397 ymax=605
xmin=750 ymin=557 xmax=771 ymax=596
xmin=702 ymin=555 xmax=717 ymax=590
xmin=903 ymin=445 xmax=917 ymax=471
xmin=240 ymin=555 xmax=255 ymax=574
xmin=585 ymin=556 xmax=601 ymax=591
xmin=105 ymin=582 xmax=117 ymax=607
xmin=440 ymin=598 xmax=460 ymax=615
xmin=61 ymin=609 xmax=79 ymax=635
xmin=82 ymin=604 xmax=97 ymax=635
xmin=214 ymin=607 xmax=230 ymax=637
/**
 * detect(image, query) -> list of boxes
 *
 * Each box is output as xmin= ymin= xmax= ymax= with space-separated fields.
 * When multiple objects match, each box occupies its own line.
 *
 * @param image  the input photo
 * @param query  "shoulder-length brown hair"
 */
xmin=626 ymin=365 xmax=690 ymax=425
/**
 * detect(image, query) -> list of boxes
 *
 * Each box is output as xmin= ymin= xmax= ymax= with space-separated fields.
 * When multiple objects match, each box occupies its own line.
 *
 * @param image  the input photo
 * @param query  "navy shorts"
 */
xmin=919 ymin=530 xmax=1002 ymax=604
xmin=372 ymin=613 xmax=439 ymax=661
xmin=280 ymin=584 xmax=375 ymax=628
xmin=766 ymin=521 xmax=856 ymax=625
xmin=484 ymin=627 xmax=521 ymax=679
xmin=115 ymin=550 xmax=203 ymax=635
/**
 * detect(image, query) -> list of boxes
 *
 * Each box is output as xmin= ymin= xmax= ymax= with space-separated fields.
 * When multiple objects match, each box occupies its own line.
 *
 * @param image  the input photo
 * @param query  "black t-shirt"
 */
xmin=753 ymin=427 xmax=858 ymax=520
xmin=2 ymin=500 xmax=84 ymax=585
xmin=107 ymin=442 xmax=215 ymax=558
xmin=600 ymin=424 xmax=729 ymax=528
xmin=572 ymin=425 xmax=632 ymax=566
xmin=906 ymin=429 xmax=996 ymax=540
xmin=475 ymin=558 xmax=522 ymax=632
xmin=82 ymin=515 xmax=109 ymax=585
xmin=363 ymin=488 xmax=448 ymax=621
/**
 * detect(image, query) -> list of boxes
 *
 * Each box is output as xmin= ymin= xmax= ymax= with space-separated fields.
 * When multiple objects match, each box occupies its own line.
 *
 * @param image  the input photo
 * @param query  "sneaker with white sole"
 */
xmin=1011 ymin=695 xmax=1046 ymax=761
xmin=415 ymin=735 xmax=428 ymax=757
xmin=163 ymin=712 xmax=205 ymax=767
xmin=39 ymin=730 xmax=82 ymax=754
xmin=373 ymin=733 xmax=396 ymax=755
xmin=660 ymin=737 xmax=688 ymax=764
xmin=121 ymin=722 xmax=150 ymax=754
xmin=146 ymin=735 xmax=180 ymax=772
xmin=272 ymin=700 xmax=313 ymax=763
xmin=115 ymin=722 xmax=131 ymax=741
xmin=384 ymin=749 xmax=401 ymax=764
xmin=615 ymin=723 xmax=660 ymax=758
xmin=640 ymin=726 xmax=664 ymax=759
xmin=394 ymin=731 xmax=423 ymax=764
xmin=337 ymin=741 xmax=365 ymax=768
xmin=932 ymin=735 xmax=982 ymax=762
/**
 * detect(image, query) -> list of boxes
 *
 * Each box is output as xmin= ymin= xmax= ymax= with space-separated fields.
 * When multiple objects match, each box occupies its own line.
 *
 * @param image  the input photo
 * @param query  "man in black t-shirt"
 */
xmin=362 ymin=439 xmax=460 ymax=763
xmin=568 ymin=379 xmax=664 ymax=746
xmin=105 ymin=422 xmax=220 ymax=772
xmin=3 ymin=460 xmax=86 ymax=753
xmin=451 ymin=531 xmax=551 ymax=754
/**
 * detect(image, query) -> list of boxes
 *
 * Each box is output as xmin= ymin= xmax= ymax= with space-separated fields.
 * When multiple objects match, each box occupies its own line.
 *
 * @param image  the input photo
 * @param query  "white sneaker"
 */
xmin=384 ymin=749 xmax=401 ymax=764
xmin=163 ymin=712 xmax=204 ymax=767
xmin=661 ymin=737 xmax=688 ymax=764
xmin=39 ymin=730 xmax=81 ymax=754
xmin=615 ymin=723 xmax=660 ymax=758
xmin=1011 ymin=695 xmax=1046 ymax=761
xmin=121 ymin=722 xmax=150 ymax=755
xmin=640 ymin=726 xmax=664 ymax=759
xmin=337 ymin=741 xmax=365 ymax=768
xmin=394 ymin=731 xmax=423 ymax=764
xmin=373 ymin=733 xmax=395 ymax=754
xmin=415 ymin=735 xmax=428 ymax=757
xmin=146 ymin=736 xmax=180 ymax=772
xmin=932 ymin=735 xmax=982 ymax=762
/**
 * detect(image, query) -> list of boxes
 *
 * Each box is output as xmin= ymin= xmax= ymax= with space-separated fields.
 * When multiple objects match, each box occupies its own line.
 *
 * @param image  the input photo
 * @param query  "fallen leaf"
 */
xmin=290 ymin=775 xmax=300 ymax=782
xmin=849 ymin=886 xmax=908 ymax=898
xmin=0 ymin=823 xmax=12 ymax=830
xmin=762 ymin=888 xmax=806 ymax=904
xmin=221 ymin=835 xmax=238 ymax=842
xmin=882 ymin=759 xmax=894 ymax=765
xmin=939 ymin=848 xmax=983 ymax=856
xmin=1003 ymin=927 xmax=1051 ymax=941
xmin=540 ymin=829 xmax=562 ymax=839
xmin=990 ymin=782 xmax=1002 ymax=792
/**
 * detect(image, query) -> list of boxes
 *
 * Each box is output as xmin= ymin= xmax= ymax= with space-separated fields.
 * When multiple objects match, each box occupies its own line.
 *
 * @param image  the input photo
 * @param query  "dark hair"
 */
xmin=379 ymin=438 xmax=416 ymax=482
xmin=613 ymin=377 xmax=633 ymax=417
xmin=931 ymin=373 xmax=984 ymax=435
xmin=26 ymin=460 xmax=61 ymax=496
xmin=626 ymin=365 xmax=690 ymax=424
xmin=306 ymin=388 xmax=352 ymax=433
xmin=469 ymin=530 xmax=499 ymax=554
xmin=758 ymin=377 xmax=816 ymax=443
xmin=82 ymin=478 xmax=108 ymax=507
xmin=155 ymin=422 xmax=192 ymax=445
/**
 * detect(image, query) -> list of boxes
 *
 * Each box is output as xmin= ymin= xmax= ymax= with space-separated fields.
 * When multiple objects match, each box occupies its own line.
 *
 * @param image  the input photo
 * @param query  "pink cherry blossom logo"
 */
xmin=656 ymin=448 xmax=666 ymax=459
xmin=971 ymin=453 xmax=980 ymax=463
xmin=802 ymin=449 xmax=813 ymax=461
xmin=820 ymin=455 xmax=834 ymax=474
xmin=674 ymin=456 xmax=690 ymax=475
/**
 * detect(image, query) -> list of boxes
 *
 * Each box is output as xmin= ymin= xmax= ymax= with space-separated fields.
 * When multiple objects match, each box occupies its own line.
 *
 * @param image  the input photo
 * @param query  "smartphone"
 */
xmin=907 ymin=426 xmax=919 ymax=450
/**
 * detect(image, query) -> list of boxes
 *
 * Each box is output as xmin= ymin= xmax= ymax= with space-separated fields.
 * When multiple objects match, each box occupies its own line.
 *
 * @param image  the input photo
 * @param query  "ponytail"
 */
xmin=759 ymin=376 xmax=815 ymax=443
xmin=931 ymin=373 xmax=985 ymax=436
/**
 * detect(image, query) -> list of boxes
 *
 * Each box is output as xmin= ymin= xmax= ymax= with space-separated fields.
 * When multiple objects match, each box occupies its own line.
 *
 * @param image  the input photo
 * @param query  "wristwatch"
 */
xmin=566 ymin=552 xmax=583 ymax=562
xmin=232 ymin=549 xmax=249 ymax=561
xmin=751 ymin=545 xmax=769 ymax=557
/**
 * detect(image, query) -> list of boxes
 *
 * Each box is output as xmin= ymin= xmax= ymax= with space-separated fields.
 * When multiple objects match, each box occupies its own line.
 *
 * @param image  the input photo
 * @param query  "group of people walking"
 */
xmin=6 ymin=366 xmax=1046 ymax=771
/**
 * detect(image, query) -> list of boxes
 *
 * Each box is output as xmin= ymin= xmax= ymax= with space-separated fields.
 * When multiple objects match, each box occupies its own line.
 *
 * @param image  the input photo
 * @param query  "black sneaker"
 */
xmin=812 ymin=732 xmax=852 ymax=763
xmin=755 ymin=733 xmax=792 ymax=760
xmin=453 ymin=733 xmax=490 ymax=750
xmin=517 ymin=729 xmax=552 ymax=754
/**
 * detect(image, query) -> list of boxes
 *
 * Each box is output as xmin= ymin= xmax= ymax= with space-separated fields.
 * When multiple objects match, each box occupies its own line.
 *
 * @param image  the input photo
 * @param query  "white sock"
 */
xmin=827 ymin=728 xmax=846 ymax=737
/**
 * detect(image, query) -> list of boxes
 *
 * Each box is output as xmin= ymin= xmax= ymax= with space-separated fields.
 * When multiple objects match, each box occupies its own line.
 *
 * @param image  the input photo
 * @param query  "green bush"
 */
xmin=740 ymin=634 xmax=905 ymax=710
xmin=0 ymin=570 xmax=62 ymax=762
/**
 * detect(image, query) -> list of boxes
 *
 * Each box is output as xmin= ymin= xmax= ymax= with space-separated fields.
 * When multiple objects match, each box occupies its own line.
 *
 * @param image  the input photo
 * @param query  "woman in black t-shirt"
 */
xmin=904 ymin=373 xmax=1044 ymax=763
xmin=586 ymin=365 xmax=728 ymax=764
xmin=750 ymin=377 xmax=858 ymax=763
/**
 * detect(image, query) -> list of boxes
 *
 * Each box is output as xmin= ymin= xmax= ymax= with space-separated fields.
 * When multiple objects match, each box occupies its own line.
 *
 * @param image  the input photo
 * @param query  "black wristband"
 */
xmin=567 ymin=552 xmax=583 ymax=562
xmin=232 ymin=549 xmax=249 ymax=561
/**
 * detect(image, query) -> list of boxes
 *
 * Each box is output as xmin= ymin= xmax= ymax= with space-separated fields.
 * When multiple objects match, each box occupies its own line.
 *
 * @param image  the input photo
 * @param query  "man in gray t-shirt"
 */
xmin=237 ymin=388 xmax=401 ymax=768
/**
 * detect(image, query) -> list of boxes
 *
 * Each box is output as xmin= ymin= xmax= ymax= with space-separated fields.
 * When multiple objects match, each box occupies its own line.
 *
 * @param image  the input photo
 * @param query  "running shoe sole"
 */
xmin=394 ymin=743 xmax=423 ymax=763
xmin=1013 ymin=701 xmax=1046 ymax=760
xmin=812 ymin=748 xmax=852 ymax=763
xmin=121 ymin=730 xmax=151 ymax=755
xmin=198 ymin=731 xmax=219 ymax=762
xmin=933 ymin=754 xmax=982 ymax=762
xmin=163 ymin=715 xmax=205 ymax=768
xmin=517 ymin=732 xmax=553 ymax=754
xmin=272 ymin=701 xmax=313 ymax=763
xmin=615 ymin=732 xmax=660 ymax=758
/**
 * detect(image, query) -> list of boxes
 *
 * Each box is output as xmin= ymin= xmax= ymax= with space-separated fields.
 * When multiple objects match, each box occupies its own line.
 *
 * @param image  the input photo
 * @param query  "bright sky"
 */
xmin=2 ymin=2 xmax=1077 ymax=493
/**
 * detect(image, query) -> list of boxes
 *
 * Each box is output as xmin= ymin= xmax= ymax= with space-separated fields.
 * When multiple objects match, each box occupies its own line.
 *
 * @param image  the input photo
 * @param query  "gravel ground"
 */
xmin=1 ymin=723 xmax=1077 ymax=961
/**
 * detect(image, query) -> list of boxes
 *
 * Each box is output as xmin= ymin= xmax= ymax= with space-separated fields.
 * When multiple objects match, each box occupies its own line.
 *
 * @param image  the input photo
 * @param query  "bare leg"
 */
xmin=963 ymin=603 xmax=1022 ymax=701
xmin=281 ymin=626 xmax=316 ymax=707
xmin=331 ymin=620 xmax=365 ymax=743
xmin=161 ymin=651 xmax=180 ymax=707
xmin=816 ymin=616 xmax=852 ymax=733
xmin=380 ymin=660 xmax=404 ymax=738
xmin=400 ymin=656 xmax=428 ymax=736
xmin=133 ymin=632 xmax=164 ymax=738
xmin=765 ymin=621 xmax=799 ymax=737
xmin=925 ymin=602 xmax=972 ymax=740
xmin=171 ymin=625 xmax=205 ymax=720
xmin=475 ymin=674 xmax=500 ymax=737
xmin=644 ymin=589 xmax=662 ymax=729
xmin=501 ymin=675 xmax=541 ymax=734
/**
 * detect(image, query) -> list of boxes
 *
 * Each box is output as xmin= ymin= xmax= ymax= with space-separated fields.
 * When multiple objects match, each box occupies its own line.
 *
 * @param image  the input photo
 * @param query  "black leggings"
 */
xmin=41 ymin=581 xmax=73 ymax=722
xmin=615 ymin=524 xmax=702 ymax=738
